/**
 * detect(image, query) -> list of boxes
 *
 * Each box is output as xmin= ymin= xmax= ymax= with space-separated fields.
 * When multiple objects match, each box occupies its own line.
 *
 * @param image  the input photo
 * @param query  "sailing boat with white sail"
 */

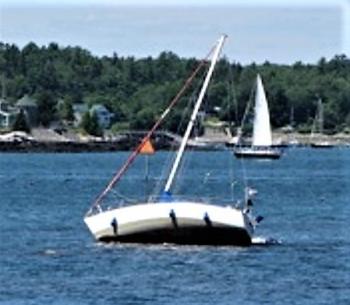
xmin=234 ymin=74 xmax=282 ymax=159
xmin=84 ymin=35 xmax=262 ymax=246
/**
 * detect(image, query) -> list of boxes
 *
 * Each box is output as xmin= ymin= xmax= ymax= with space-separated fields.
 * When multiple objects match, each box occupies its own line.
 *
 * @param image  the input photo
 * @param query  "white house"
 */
xmin=73 ymin=103 xmax=89 ymax=127
xmin=0 ymin=99 xmax=19 ymax=128
xmin=90 ymin=104 xmax=114 ymax=129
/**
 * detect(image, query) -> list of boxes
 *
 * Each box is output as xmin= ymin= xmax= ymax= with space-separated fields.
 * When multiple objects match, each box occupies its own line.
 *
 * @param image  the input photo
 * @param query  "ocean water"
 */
xmin=0 ymin=148 xmax=349 ymax=305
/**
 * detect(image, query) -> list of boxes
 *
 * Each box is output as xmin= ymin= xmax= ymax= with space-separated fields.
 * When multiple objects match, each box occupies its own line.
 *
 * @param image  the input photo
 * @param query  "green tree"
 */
xmin=12 ymin=109 xmax=30 ymax=133
xmin=80 ymin=112 xmax=91 ymax=133
xmin=36 ymin=91 xmax=56 ymax=127
xmin=89 ymin=112 xmax=102 ymax=136
xmin=129 ymin=108 xmax=155 ymax=130
xmin=2 ymin=41 xmax=350 ymax=134
xmin=58 ymin=98 xmax=74 ymax=122
xmin=80 ymin=111 xmax=102 ymax=137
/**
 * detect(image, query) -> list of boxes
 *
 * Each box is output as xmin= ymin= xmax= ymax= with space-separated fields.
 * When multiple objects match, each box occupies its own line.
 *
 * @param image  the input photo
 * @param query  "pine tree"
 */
xmin=12 ymin=109 xmax=30 ymax=133
xmin=80 ymin=111 xmax=92 ymax=134
xmin=80 ymin=111 xmax=102 ymax=137
xmin=58 ymin=98 xmax=74 ymax=122
xmin=89 ymin=111 xmax=102 ymax=137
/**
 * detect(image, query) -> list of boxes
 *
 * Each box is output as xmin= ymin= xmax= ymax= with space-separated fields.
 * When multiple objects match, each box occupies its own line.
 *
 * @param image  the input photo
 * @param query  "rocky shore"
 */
xmin=0 ymin=129 xmax=174 ymax=152
xmin=0 ymin=140 xmax=127 ymax=153
xmin=0 ymin=128 xmax=349 ymax=153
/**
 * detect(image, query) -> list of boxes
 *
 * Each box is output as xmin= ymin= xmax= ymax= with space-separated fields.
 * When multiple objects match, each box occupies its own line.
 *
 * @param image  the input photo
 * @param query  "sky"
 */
xmin=0 ymin=0 xmax=349 ymax=64
xmin=0 ymin=0 xmax=345 ymax=7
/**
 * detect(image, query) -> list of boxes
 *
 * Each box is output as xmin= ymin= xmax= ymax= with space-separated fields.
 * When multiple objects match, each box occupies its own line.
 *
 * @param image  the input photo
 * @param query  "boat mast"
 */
xmin=317 ymin=98 xmax=324 ymax=135
xmin=87 ymin=43 xmax=216 ymax=214
xmin=164 ymin=34 xmax=227 ymax=193
xmin=311 ymin=98 xmax=323 ymax=139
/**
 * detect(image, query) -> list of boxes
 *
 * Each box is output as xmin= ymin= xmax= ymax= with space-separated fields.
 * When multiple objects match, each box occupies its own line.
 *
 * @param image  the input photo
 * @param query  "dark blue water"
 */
xmin=1 ymin=148 xmax=349 ymax=305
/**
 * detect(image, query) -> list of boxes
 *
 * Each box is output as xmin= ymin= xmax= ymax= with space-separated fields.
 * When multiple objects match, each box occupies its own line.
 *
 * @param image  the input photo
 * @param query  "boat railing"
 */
xmin=149 ymin=194 xmax=239 ymax=205
xmin=85 ymin=194 xmax=243 ymax=216
xmin=99 ymin=195 xmax=242 ymax=212
xmin=86 ymin=194 xmax=243 ymax=216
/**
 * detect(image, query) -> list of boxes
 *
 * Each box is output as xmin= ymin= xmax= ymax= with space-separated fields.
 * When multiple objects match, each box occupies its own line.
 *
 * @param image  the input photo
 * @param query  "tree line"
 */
xmin=1 ymin=41 xmax=350 ymax=135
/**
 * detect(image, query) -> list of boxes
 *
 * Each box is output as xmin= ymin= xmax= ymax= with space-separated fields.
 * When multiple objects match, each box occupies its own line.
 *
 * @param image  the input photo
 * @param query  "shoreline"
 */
xmin=0 ymin=135 xmax=174 ymax=153
xmin=1 ymin=129 xmax=350 ymax=153
xmin=1 ymin=138 xmax=349 ymax=153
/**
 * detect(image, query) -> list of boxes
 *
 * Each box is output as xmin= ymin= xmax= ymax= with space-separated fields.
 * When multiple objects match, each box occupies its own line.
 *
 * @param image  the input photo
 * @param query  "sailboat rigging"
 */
xmin=234 ymin=74 xmax=282 ymax=159
xmin=84 ymin=35 xmax=262 ymax=246
xmin=310 ymin=98 xmax=333 ymax=148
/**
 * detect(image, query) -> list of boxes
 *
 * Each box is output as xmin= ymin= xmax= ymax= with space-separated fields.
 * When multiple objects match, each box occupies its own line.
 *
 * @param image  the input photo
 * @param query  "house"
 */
xmin=72 ymin=103 xmax=114 ymax=129
xmin=0 ymin=98 xmax=19 ymax=128
xmin=90 ymin=104 xmax=114 ymax=129
xmin=16 ymin=95 xmax=39 ymax=127
xmin=73 ymin=103 xmax=89 ymax=127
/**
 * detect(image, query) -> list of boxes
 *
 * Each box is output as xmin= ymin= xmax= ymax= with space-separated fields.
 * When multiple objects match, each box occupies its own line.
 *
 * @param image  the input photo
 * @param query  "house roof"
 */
xmin=17 ymin=95 xmax=37 ymax=107
xmin=73 ymin=103 xmax=89 ymax=114
xmin=90 ymin=104 xmax=110 ymax=114
xmin=0 ymin=98 xmax=9 ymax=104
xmin=0 ymin=98 xmax=19 ymax=115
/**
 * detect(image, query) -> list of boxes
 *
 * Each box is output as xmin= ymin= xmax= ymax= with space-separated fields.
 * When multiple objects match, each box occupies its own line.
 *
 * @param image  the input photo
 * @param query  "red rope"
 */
xmin=88 ymin=47 xmax=215 ymax=213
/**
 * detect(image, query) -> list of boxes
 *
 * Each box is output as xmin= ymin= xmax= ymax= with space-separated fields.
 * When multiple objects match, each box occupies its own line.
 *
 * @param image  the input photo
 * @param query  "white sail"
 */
xmin=252 ymin=74 xmax=272 ymax=147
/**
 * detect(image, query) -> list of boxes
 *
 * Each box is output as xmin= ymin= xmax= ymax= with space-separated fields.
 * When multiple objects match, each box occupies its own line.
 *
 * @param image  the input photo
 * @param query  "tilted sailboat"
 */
xmin=84 ymin=35 xmax=262 ymax=246
xmin=234 ymin=74 xmax=282 ymax=159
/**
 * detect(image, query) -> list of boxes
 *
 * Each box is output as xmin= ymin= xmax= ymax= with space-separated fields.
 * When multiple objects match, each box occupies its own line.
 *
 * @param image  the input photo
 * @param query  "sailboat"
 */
xmin=310 ymin=98 xmax=334 ymax=148
xmin=234 ymin=74 xmax=282 ymax=159
xmin=84 ymin=35 xmax=262 ymax=246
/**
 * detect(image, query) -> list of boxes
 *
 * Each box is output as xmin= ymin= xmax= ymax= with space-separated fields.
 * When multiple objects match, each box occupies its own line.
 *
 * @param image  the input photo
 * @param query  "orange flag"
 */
xmin=140 ymin=139 xmax=155 ymax=155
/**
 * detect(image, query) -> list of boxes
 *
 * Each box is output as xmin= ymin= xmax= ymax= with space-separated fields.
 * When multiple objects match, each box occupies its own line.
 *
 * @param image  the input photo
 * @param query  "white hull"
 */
xmin=84 ymin=202 xmax=254 ymax=246
xmin=310 ymin=141 xmax=334 ymax=148
xmin=234 ymin=146 xmax=282 ymax=159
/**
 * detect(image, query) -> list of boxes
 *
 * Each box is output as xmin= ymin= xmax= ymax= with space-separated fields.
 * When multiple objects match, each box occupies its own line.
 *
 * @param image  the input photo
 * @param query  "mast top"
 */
xmin=163 ymin=34 xmax=227 ymax=194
